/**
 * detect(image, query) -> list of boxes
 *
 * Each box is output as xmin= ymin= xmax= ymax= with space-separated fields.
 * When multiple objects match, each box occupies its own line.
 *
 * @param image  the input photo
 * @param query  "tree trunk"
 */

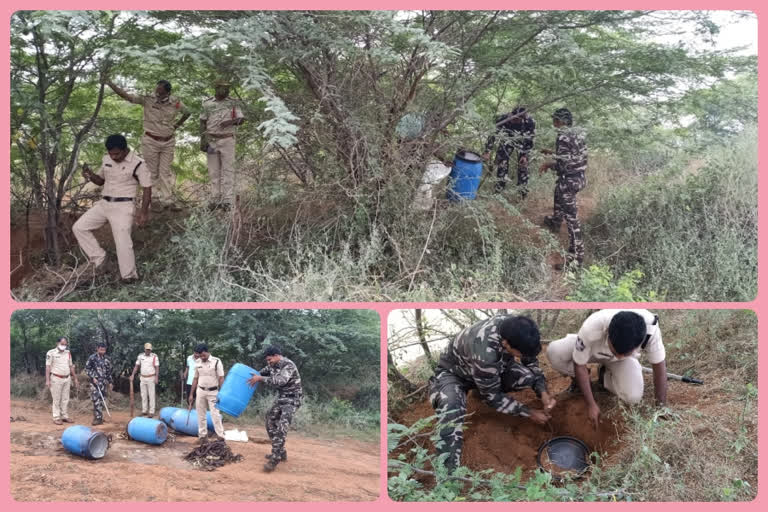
xmin=44 ymin=164 xmax=61 ymax=266
xmin=414 ymin=309 xmax=433 ymax=364
xmin=18 ymin=318 xmax=34 ymax=375
xmin=387 ymin=349 xmax=416 ymax=393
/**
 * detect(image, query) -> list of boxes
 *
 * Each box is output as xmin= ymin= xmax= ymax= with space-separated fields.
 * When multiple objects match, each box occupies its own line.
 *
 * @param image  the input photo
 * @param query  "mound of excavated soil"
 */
xmin=394 ymin=370 xmax=625 ymax=476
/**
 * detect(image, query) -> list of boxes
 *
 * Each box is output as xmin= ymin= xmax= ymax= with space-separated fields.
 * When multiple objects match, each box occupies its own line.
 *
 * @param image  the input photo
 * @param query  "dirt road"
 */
xmin=10 ymin=399 xmax=379 ymax=501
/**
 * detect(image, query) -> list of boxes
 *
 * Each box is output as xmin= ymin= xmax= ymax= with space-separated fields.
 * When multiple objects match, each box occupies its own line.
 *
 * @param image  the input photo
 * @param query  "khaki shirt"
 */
xmin=136 ymin=352 xmax=159 ymax=376
xmin=131 ymin=94 xmax=189 ymax=138
xmin=574 ymin=309 xmax=665 ymax=366
xmin=194 ymin=356 xmax=224 ymax=388
xmin=46 ymin=348 xmax=72 ymax=376
xmin=200 ymin=98 xmax=244 ymax=136
xmin=98 ymin=150 xmax=152 ymax=198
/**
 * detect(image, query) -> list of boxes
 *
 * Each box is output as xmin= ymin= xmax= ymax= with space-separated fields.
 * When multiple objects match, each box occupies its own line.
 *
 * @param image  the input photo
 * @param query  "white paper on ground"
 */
xmin=223 ymin=429 xmax=249 ymax=442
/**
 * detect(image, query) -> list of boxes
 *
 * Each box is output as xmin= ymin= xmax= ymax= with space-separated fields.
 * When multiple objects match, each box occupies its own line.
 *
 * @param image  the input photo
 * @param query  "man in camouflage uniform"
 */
xmin=483 ymin=106 xmax=536 ymax=197
xmin=84 ymin=342 xmax=114 ymax=425
xmin=247 ymin=345 xmax=303 ymax=473
xmin=106 ymin=77 xmax=190 ymax=212
xmin=200 ymin=79 xmax=245 ymax=211
xmin=428 ymin=315 xmax=555 ymax=471
xmin=539 ymin=107 xmax=588 ymax=269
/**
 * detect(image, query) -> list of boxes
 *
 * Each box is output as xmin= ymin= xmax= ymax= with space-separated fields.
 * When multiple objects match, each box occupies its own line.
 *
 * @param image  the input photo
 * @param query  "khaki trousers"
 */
xmin=140 ymin=376 xmax=157 ymax=414
xmin=206 ymin=136 xmax=236 ymax=205
xmin=142 ymin=134 xmax=176 ymax=204
xmin=50 ymin=375 xmax=71 ymax=420
xmin=72 ymin=200 xmax=137 ymax=279
xmin=547 ymin=334 xmax=645 ymax=404
xmin=196 ymin=387 xmax=225 ymax=438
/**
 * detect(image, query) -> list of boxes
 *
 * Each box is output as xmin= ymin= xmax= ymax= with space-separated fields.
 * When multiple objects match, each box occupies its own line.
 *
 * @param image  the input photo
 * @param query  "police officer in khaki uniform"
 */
xmin=74 ymin=134 xmax=152 ymax=282
xmin=130 ymin=343 xmax=160 ymax=417
xmin=188 ymin=344 xmax=225 ymax=443
xmin=200 ymin=79 xmax=245 ymax=211
xmin=106 ymin=78 xmax=190 ymax=212
xmin=547 ymin=309 xmax=668 ymax=429
xmin=45 ymin=337 xmax=79 ymax=425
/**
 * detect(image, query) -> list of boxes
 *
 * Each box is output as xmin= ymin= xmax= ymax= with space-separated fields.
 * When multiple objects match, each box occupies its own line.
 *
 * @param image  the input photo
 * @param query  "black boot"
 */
xmin=92 ymin=418 xmax=103 ymax=426
xmin=555 ymin=252 xmax=582 ymax=271
xmin=543 ymin=216 xmax=561 ymax=233
xmin=263 ymin=458 xmax=279 ymax=472
xmin=265 ymin=451 xmax=287 ymax=462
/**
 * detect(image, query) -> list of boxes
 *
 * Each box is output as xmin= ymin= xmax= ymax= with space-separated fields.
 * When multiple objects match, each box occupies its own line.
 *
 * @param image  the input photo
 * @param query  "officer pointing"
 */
xmin=106 ymin=77 xmax=190 ymax=212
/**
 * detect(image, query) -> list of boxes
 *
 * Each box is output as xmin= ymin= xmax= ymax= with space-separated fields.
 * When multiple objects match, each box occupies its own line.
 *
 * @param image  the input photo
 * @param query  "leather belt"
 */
xmin=51 ymin=373 xmax=69 ymax=379
xmin=145 ymin=131 xmax=173 ymax=142
xmin=141 ymin=373 xmax=156 ymax=378
xmin=198 ymin=386 xmax=219 ymax=391
xmin=208 ymin=133 xmax=234 ymax=140
xmin=103 ymin=196 xmax=134 ymax=202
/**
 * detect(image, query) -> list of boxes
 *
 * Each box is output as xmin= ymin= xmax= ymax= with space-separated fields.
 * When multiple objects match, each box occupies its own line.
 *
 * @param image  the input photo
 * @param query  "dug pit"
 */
xmin=393 ymin=374 xmax=625 ymax=477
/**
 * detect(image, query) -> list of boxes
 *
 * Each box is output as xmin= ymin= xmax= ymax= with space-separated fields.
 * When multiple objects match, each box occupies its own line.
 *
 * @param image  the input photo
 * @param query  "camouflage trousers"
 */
xmin=428 ymin=363 xmax=540 ymax=470
xmin=89 ymin=381 xmax=108 ymax=421
xmin=266 ymin=397 xmax=301 ymax=462
xmin=551 ymin=173 xmax=586 ymax=263
xmin=495 ymin=145 xmax=529 ymax=196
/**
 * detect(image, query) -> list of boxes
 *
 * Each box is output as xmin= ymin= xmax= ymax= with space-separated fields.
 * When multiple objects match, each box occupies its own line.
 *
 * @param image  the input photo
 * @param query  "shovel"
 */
xmin=642 ymin=366 xmax=703 ymax=384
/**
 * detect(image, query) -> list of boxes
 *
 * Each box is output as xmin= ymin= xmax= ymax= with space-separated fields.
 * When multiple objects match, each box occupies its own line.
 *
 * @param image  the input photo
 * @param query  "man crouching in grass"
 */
xmin=428 ymin=315 xmax=556 ymax=472
xmin=547 ymin=309 xmax=667 ymax=429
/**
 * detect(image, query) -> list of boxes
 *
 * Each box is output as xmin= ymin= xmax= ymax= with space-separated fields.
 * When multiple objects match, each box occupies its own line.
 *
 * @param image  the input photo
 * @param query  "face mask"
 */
xmin=58 ymin=344 xmax=66 ymax=351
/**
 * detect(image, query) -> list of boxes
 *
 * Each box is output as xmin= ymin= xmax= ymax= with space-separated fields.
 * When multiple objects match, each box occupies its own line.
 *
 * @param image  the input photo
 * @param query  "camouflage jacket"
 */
xmin=554 ymin=126 xmax=587 ymax=177
xmin=485 ymin=113 xmax=536 ymax=153
xmin=85 ymin=353 xmax=113 ymax=384
xmin=260 ymin=357 xmax=303 ymax=399
xmin=437 ymin=316 xmax=547 ymax=415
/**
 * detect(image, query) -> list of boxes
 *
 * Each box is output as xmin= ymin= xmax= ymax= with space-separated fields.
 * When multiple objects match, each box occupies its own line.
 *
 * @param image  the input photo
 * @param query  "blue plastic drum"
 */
xmin=127 ymin=417 xmax=168 ymax=445
xmin=216 ymin=363 xmax=260 ymax=418
xmin=446 ymin=151 xmax=483 ymax=201
xmin=61 ymin=425 xmax=109 ymax=459
xmin=168 ymin=408 xmax=215 ymax=436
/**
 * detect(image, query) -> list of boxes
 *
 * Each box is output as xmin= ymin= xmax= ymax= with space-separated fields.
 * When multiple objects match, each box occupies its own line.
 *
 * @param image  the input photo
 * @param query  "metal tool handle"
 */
xmin=641 ymin=366 xmax=703 ymax=385
xmin=95 ymin=382 xmax=112 ymax=418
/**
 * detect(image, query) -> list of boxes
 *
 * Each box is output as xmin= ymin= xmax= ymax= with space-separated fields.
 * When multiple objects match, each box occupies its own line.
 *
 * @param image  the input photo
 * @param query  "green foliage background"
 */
xmin=10 ymin=11 xmax=757 ymax=302
xmin=10 ymin=309 xmax=380 ymax=415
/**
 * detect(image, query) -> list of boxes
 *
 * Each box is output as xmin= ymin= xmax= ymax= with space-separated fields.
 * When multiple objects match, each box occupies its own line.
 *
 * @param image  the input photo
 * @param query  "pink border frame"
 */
xmin=1 ymin=2 xmax=764 ymax=507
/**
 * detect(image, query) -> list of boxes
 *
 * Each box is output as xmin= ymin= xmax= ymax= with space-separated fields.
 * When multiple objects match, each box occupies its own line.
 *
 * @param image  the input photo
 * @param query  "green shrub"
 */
xmin=566 ymin=265 xmax=661 ymax=302
xmin=587 ymin=126 xmax=757 ymax=301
